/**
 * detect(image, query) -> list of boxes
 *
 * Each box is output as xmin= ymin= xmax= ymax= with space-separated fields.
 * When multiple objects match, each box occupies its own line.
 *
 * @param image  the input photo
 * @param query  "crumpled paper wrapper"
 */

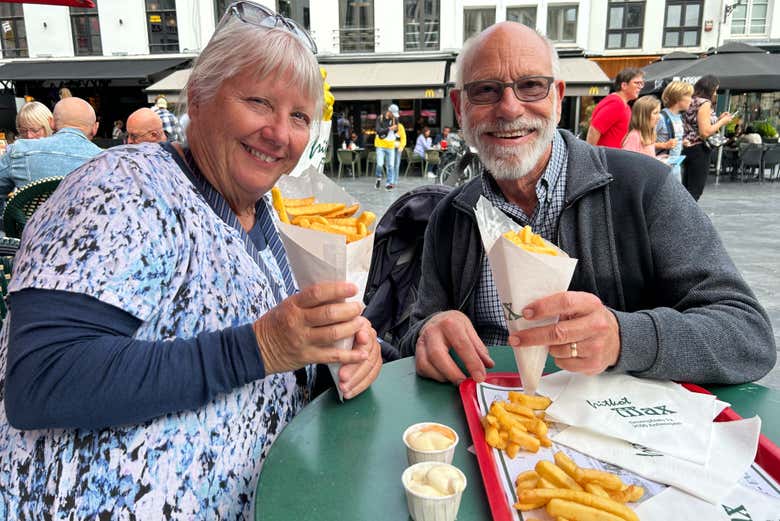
xmin=275 ymin=167 xmax=374 ymax=400
xmin=474 ymin=196 xmax=577 ymax=394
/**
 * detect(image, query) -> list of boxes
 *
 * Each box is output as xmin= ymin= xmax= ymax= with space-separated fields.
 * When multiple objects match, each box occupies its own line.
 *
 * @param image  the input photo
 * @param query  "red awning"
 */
xmin=0 ymin=0 xmax=95 ymax=7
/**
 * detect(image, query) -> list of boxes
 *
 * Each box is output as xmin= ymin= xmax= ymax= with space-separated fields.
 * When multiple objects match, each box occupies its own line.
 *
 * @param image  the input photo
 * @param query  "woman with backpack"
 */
xmin=655 ymin=81 xmax=693 ymax=183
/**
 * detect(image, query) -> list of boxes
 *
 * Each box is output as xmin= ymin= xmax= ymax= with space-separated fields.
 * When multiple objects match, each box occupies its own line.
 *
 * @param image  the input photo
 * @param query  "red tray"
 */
xmin=459 ymin=373 xmax=780 ymax=521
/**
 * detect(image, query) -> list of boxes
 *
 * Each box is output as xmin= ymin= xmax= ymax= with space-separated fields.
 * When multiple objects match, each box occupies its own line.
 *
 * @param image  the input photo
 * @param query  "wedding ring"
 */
xmin=570 ymin=342 xmax=578 ymax=358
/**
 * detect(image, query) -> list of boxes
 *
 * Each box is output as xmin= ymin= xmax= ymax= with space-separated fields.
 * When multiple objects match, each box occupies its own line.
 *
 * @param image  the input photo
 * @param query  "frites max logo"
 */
xmin=586 ymin=397 xmax=677 ymax=418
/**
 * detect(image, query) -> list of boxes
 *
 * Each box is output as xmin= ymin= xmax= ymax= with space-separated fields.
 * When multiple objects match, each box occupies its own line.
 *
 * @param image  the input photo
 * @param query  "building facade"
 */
xmin=0 ymin=0 xmax=776 ymax=139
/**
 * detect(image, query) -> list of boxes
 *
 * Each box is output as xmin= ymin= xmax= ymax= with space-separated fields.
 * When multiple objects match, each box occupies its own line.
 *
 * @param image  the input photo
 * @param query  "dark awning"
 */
xmin=0 ymin=58 xmax=190 ymax=81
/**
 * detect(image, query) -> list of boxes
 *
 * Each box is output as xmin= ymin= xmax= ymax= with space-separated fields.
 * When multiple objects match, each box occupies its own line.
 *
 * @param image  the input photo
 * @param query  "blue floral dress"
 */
xmin=0 ymin=143 xmax=314 ymax=519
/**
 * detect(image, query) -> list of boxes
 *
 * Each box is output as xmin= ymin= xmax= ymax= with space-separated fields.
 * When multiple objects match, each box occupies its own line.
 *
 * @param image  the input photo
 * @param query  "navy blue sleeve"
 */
xmin=4 ymin=288 xmax=265 ymax=430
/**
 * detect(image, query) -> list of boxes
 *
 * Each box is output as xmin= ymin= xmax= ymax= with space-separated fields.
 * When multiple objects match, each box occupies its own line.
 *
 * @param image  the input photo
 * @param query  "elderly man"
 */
xmin=397 ymin=22 xmax=775 ymax=386
xmin=0 ymin=97 xmax=102 ymax=196
xmin=126 ymin=108 xmax=167 ymax=144
xmin=586 ymin=67 xmax=645 ymax=148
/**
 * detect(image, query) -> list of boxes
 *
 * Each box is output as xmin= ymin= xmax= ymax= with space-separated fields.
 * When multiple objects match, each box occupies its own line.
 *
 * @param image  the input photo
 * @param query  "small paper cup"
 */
xmin=402 ymin=461 xmax=467 ymax=521
xmin=403 ymin=422 xmax=459 ymax=465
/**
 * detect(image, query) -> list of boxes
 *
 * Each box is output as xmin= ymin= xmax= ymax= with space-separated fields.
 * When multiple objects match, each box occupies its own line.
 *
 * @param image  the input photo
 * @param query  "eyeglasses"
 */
xmin=222 ymin=1 xmax=317 ymax=54
xmin=630 ymin=79 xmax=645 ymax=87
xmin=462 ymin=76 xmax=555 ymax=105
xmin=128 ymin=129 xmax=162 ymax=142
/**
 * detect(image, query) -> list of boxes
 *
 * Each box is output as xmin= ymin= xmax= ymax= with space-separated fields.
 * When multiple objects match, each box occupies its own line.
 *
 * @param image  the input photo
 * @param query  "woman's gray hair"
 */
xmin=181 ymin=14 xmax=323 ymax=121
xmin=16 ymin=101 xmax=54 ymax=136
xmin=455 ymin=27 xmax=560 ymax=88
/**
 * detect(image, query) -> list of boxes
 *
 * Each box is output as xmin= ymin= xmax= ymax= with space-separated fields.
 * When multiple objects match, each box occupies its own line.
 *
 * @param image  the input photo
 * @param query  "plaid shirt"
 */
xmin=473 ymin=130 xmax=568 ymax=346
xmin=154 ymin=108 xmax=183 ymax=142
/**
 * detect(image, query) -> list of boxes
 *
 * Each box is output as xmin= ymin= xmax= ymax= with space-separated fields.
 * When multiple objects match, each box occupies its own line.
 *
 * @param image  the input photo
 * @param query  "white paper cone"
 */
xmin=289 ymin=120 xmax=332 ymax=177
xmin=276 ymin=168 xmax=374 ymax=400
xmin=475 ymin=197 xmax=577 ymax=394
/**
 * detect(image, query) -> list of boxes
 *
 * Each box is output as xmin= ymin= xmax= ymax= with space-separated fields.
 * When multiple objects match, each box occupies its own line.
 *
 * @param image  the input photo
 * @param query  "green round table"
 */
xmin=255 ymin=347 xmax=780 ymax=520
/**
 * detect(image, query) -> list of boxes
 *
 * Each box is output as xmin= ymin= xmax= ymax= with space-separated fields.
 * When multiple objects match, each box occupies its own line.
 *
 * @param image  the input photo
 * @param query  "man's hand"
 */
xmin=415 ymin=310 xmax=494 ymax=384
xmin=508 ymin=291 xmax=621 ymax=375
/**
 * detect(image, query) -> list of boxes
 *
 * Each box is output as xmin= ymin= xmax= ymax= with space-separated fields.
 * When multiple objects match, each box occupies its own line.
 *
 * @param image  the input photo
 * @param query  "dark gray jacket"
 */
xmin=398 ymin=130 xmax=776 ymax=384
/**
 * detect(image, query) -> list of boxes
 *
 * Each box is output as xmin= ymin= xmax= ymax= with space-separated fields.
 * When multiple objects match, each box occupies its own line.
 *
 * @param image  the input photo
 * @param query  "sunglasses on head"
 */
xmin=462 ymin=76 xmax=555 ymax=105
xmin=221 ymin=1 xmax=317 ymax=54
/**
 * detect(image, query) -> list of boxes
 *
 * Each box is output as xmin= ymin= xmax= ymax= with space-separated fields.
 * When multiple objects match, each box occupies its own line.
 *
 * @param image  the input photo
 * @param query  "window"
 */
xmin=278 ymin=0 xmax=310 ymax=30
xmin=547 ymin=5 xmax=577 ymax=43
xmin=506 ymin=6 xmax=537 ymax=28
xmin=0 ymin=4 xmax=27 ymax=58
xmin=731 ymin=0 xmax=768 ymax=35
xmin=71 ymin=1 xmax=102 ymax=56
xmin=404 ymin=0 xmax=440 ymax=51
xmin=339 ymin=0 xmax=374 ymax=53
xmin=214 ymin=0 xmax=231 ymax=23
xmin=606 ymin=1 xmax=644 ymax=49
xmin=663 ymin=1 xmax=702 ymax=47
xmin=463 ymin=8 xmax=495 ymax=42
xmin=146 ymin=0 xmax=178 ymax=54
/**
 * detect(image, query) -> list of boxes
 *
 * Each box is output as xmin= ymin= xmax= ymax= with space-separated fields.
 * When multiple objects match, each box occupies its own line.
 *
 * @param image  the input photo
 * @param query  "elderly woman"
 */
xmin=15 ymin=101 xmax=54 ymax=139
xmin=0 ymin=2 xmax=381 ymax=518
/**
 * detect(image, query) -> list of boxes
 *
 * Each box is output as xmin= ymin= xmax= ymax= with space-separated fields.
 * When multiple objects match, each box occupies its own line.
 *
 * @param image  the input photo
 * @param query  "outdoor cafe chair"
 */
xmin=761 ymin=144 xmax=780 ymax=181
xmin=737 ymin=144 xmax=765 ymax=182
xmin=336 ymin=149 xmax=361 ymax=179
xmin=323 ymin=144 xmax=335 ymax=175
xmin=424 ymin=149 xmax=440 ymax=178
xmin=403 ymin=148 xmax=423 ymax=177
xmin=3 ymin=176 xmax=64 ymax=239
xmin=365 ymin=150 xmax=377 ymax=177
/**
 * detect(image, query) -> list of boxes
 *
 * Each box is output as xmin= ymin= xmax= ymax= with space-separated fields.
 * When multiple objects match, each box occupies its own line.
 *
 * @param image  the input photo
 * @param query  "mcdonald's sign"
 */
xmin=588 ymin=86 xmax=600 ymax=95
xmin=424 ymin=88 xmax=436 ymax=98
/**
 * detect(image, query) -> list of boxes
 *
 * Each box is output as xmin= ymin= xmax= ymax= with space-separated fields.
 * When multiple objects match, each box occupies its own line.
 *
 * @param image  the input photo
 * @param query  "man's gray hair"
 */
xmin=181 ymin=15 xmax=323 ymax=120
xmin=454 ymin=27 xmax=560 ymax=89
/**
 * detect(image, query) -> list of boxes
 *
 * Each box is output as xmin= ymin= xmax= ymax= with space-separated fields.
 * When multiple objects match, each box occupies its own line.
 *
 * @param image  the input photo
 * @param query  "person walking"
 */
xmin=681 ymin=75 xmax=733 ymax=201
xmin=394 ymin=117 xmax=406 ymax=185
xmin=587 ymin=67 xmax=645 ymax=148
xmin=374 ymin=104 xmax=399 ymax=190
xmin=655 ymin=81 xmax=693 ymax=183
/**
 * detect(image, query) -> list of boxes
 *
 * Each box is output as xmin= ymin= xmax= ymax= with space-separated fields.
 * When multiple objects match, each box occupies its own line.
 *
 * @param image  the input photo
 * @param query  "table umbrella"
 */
xmin=0 ymin=0 xmax=95 ymax=6
xmin=641 ymin=52 xmax=699 ymax=94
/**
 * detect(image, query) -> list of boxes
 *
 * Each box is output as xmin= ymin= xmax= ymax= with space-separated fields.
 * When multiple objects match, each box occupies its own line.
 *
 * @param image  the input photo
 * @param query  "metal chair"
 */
xmin=737 ymin=144 xmax=765 ymax=182
xmin=403 ymin=148 xmax=423 ymax=177
xmin=3 ymin=177 xmax=64 ymax=238
xmin=323 ymin=144 xmax=335 ymax=175
xmin=336 ymin=149 xmax=361 ymax=179
xmin=365 ymin=151 xmax=377 ymax=177
xmin=424 ymin=149 xmax=440 ymax=177
xmin=761 ymin=144 xmax=780 ymax=181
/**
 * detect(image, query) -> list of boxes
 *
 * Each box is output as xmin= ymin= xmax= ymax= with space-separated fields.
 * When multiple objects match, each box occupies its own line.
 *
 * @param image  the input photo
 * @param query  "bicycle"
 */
xmin=438 ymin=138 xmax=480 ymax=187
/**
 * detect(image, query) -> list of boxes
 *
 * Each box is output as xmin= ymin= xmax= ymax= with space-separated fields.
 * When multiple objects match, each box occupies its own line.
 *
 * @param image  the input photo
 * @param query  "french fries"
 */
xmin=482 ymin=392 xmax=552 ymax=457
xmin=270 ymin=186 xmax=375 ymax=243
xmin=513 ymin=452 xmax=644 ymax=521
xmin=503 ymin=225 xmax=559 ymax=256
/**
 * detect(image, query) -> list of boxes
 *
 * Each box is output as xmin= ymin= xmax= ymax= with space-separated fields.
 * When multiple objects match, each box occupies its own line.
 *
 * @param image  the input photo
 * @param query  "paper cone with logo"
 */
xmin=475 ymin=196 xmax=577 ymax=395
xmin=275 ymin=167 xmax=374 ymax=400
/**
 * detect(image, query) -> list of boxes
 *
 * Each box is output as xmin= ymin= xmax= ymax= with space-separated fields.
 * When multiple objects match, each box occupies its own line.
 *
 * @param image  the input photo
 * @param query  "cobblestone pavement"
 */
xmin=334 ymin=171 xmax=780 ymax=390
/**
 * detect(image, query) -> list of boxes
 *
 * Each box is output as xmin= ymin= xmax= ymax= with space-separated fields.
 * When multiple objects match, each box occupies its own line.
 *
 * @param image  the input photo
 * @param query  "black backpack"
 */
xmin=363 ymin=184 xmax=453 ymax=360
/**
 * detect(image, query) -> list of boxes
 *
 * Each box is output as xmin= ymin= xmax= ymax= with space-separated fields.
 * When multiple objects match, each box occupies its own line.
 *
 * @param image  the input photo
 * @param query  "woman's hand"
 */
xmin=253 ymin=282 xmax=369 ymax=374
xmin=665 ymin=138 xmax=678 ymax=150
xmin=337 ymin=323 xmax=382 ymax=399
xmin=719 ymin=111 xmax=733 ymax=122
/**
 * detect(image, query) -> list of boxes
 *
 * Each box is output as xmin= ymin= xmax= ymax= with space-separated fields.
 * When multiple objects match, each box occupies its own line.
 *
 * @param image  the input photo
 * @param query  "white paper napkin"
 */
xmin=474 ymin=196 xmax=577 ymax=395
xmin=275 ymin=167 xmax=374 ymax=400
xmin=546 ymin=373 xmax=718 ymax=464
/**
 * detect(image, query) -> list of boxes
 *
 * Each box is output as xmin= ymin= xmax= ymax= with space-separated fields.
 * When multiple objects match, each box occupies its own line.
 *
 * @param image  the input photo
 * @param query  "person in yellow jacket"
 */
xmin=374 ymin=104 xmax=399 ymax=190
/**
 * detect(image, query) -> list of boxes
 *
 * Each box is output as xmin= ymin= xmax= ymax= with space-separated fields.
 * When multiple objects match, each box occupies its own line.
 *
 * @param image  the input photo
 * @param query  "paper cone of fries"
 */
xmin=475 ymin=196 xmax=577 ymax=395
xmin=274 ymin=167 xmax=375 ymax=400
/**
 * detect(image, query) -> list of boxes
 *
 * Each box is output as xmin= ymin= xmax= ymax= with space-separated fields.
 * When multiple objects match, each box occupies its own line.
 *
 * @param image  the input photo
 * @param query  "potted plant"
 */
xmin=753 ymin=120 xmax=779 ymax=143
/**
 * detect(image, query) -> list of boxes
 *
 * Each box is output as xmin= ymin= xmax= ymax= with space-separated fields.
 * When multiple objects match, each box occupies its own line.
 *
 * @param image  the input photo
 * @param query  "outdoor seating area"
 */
xmin=721 ymin=143 xmax=780 ymax=182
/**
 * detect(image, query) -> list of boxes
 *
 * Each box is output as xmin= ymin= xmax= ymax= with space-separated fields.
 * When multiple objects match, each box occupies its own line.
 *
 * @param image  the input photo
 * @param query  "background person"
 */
xmin=414 ymin=125 xmax=435 ymax=177
xmin=374 ymin=104 xmax=399 ymax=190
xmin=125 ymin=108 xmax=167 ymax=144
xmin=394 ymin=116 xmax=406 ymax=184
xmin=398 ymin=22 xmax=775 ymax=388
xmin=681 ymin=75 xmax=733 ymax=201
xmin=621 ymin=95 xmax=662 ymax=158
xmin=16 ymin=101 xmax=54 ymax=139
xmin=655 ymin=81 xmax=692 ymax=183
xmin=0 ymin=3 xmax=381 ymax=518
xmin=152 ymin=94 xmax=183 ymax=142
xmin=586 ymin=67 xmax=645 ymax=148
xmin=0 ymin=97 xmax=101 ymax=197
xmin=112 ymin=119 xmax=125 ymax=141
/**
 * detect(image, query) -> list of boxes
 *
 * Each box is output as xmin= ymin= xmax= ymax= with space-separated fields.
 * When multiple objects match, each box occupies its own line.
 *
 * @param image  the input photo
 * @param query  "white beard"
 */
xmin=461 ymin=96 xmax=559 ymax=181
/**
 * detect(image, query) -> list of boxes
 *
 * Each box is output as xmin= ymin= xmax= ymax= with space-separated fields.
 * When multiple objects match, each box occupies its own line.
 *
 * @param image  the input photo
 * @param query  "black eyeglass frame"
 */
xmin=221 ymin=1 xmax=317 ymax=54
xmin=462 ymin=75 xmax=556 ymax=105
